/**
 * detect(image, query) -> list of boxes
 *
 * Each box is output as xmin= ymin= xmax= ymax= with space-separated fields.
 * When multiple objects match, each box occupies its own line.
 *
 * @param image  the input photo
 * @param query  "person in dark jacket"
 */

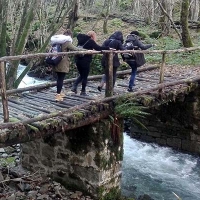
xmin=71 ymin=31 xmax=110 ymax=96
xmin=123 ymin=31 xmax=155 ymax=92
xmin=97 ymin=31 xmax=125 ymax=92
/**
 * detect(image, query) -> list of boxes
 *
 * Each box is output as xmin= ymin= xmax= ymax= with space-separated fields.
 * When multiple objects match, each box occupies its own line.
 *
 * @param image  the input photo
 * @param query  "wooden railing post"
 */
xmin=159 ymin=52 xmax=166 ymax=84
xmin=0 ymin=62 xmax=9 ymax=122
xmin=159 ymin=52 xmax=166 ymax=93
xmin=105 ymin=52 xmax=114 ymax=97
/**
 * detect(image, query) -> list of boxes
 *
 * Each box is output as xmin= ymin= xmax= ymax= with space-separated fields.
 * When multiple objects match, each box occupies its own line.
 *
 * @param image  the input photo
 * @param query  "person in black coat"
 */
xmin=97 ymin=31 xmax=125 ymax=92
xmin=71 ymin=31 xmax=110 ymax=96
xmin=123 ymin=31 xmax=155 ymax=92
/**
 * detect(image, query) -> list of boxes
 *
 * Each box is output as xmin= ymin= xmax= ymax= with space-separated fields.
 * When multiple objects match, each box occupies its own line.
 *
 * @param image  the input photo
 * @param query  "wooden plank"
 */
xmin=8 ymin=102 xmax=39 ymax=117
xmin=8 ymin=99 xmax=51 ymax=113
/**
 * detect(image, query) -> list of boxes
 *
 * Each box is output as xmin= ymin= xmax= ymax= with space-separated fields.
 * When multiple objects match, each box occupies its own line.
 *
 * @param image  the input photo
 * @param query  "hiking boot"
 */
xmin=55 ymin=94 xmax=63 ymax=101
xmin=60 ymin=92 xmax=65 ymax=98
xmin=80 ymin=91 xmax=89 ymax=96
xmin=71 ymin=86 xmax=77 ymax=94
xmin=97 ymin=86 xmax=102 ymax=92
xmin=127 ymin=88 xmax=134 ymax=92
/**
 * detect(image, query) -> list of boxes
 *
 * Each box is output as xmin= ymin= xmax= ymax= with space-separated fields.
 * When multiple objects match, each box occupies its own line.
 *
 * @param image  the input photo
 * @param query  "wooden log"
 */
xmin=103 ymin=76 xmax=200 ymax=103
xmin=8 ymin=101 xmax=39 ymax=115
xmin=8 ymin=99 xmax=51 ymax=113
xmin=105 ymin=52 xmax=114 ymax=97
xmin=0 ymin=101 xmax=99 ymax=129
xmin=0 ymin=62 xmax=9 ymax=122
xmin=159 ymin=53 xmax=166 ymax=84
xmin=0 ymin=46 xmax=200 ymax=63
xmin=6 ymin=66 xmax=158 ymax=95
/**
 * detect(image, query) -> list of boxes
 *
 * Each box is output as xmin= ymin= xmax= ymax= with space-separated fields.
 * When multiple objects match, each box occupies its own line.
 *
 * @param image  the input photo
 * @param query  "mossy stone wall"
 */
xmin=129 ymin=88 xmax=200 ymax=155
xmin=21 ymin=117 xmax=124 ymax=199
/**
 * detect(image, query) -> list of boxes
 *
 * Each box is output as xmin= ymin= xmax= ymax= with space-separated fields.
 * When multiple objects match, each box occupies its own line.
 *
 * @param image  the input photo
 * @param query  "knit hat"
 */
xmin=130 ymin=31 xmax=139 ymax=36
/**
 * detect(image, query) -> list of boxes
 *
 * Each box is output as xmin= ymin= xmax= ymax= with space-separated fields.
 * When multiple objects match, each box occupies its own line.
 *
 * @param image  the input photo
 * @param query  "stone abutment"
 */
xmin=130 ymin=88 xmax=200 ymax=155
xmin=21 ymin=117 xmax=124 ymax=199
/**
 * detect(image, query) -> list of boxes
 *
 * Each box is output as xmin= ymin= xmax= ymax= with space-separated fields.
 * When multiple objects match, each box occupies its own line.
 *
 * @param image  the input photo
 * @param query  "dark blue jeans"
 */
xmin=74 ymin=60 xmax=90 ymax=92
xmin=126 ymin=60 xmax=137 ymax=89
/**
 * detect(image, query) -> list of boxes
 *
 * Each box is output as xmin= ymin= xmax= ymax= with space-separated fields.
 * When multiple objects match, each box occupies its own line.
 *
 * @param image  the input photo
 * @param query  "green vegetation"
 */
xmin=115 ymin=97 xmax=150 ymax=129
xmin=0 ymin=157 xmax=15 ymax=167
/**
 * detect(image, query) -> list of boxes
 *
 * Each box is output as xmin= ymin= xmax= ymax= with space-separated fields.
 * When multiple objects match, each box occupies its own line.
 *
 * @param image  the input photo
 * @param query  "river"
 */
xmin=17 ymin=64 xmax=48 ymax=88
xmin=121 ymin=133 xmax=200 ymax=200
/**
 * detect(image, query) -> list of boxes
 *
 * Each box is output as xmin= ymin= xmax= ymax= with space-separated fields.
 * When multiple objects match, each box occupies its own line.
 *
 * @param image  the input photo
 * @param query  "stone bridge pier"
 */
xmin=21 ymin=117 xmax=123 ymax=199
xmin=130 ymin=87 xmax=200 ymax=155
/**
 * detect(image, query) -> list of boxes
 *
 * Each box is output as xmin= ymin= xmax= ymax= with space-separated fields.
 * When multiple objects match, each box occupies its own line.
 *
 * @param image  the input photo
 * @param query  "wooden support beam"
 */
xmin=159 ymin=53 xmax=166 ymax=93
xmin=0 ymin=62 xmax=9 ymax=122
xmin=105 ymin=52 xmax=114 ymax=97
xmin=159 ymin=53 xmax=166 ymax=84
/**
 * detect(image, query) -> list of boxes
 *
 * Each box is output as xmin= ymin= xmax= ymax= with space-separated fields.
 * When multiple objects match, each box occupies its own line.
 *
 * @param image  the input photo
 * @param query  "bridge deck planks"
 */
xmin=1 ymin=65 xmax=200 ymax=123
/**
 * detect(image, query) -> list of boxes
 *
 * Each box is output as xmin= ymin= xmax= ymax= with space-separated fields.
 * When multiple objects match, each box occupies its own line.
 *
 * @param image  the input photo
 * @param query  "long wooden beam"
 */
xmin=6 ymin=65 xmax=159 ymax=95
xmin=0 ymin=47 xmax=200 ymax=62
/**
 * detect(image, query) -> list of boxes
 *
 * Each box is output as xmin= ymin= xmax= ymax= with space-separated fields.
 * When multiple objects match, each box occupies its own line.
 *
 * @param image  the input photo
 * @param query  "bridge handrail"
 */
xmin=0 ymin=46 xmax=200 ymax=62
xmin=1 ymin=47 xmax=200 ymax=123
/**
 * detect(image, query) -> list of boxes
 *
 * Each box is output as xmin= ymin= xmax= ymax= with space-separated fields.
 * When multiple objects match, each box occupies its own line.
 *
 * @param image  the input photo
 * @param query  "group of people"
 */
xmin=53 ymin=29 xmax=155 ymax=101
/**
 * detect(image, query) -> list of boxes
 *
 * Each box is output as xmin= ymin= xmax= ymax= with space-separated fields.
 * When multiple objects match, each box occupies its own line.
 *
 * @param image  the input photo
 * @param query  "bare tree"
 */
xmin=155 ymin=0 xmax=182 ymax=40
xmin=189 ymin=0 xmax=199 ymax=21
xmin=102 ymin=0 xmax=112 ymax=34
xmin=181 ymin=0 xmax=193 ymax=47
xmin=0 ymin=0 xmax=77 ymax=89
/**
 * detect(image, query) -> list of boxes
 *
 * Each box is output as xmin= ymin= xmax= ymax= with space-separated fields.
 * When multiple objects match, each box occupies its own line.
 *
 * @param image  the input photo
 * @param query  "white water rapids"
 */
xmin=121 ymin=133 xmax=200 ymax=200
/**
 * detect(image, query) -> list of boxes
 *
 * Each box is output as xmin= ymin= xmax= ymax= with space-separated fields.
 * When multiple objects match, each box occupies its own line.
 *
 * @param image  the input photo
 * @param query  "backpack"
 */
xmin=45 ymin=44 xmax=62 ymax=66
xmin=45 ymin=34 xmax=71 ymax=66
xmin=121 ymin=42 xmax=136 ymax=60
xmin=122 ymin=41 xmax=146 ymax=67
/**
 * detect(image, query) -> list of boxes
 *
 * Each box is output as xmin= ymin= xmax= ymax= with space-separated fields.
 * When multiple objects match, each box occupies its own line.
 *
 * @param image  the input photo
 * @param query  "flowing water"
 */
xmin=121 ymin=133 xmax=200 ymax=200
xmin=17 ymin=64 xmax=48 ymax=88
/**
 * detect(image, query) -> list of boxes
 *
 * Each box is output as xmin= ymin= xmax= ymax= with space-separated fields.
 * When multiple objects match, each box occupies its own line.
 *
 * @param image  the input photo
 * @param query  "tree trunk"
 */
xmin=102 ymin=0 xmax=112 ymax=34
xmin=6 ymin=0 xmax=37 ymax=89
xmin=189 ymin=0 xmax=199 ymax=21
xmin=4 ymin=0 xmax=76 ymax=89
xmin=67 ymin=0 xmax=79 ymax=30
xmin=181 ymin=0 xmax=193 ymax=47
xmin=158 ymin=0 xmax=174 ymax=36
xmin=0 ymin=0 xmax=8 ymax=57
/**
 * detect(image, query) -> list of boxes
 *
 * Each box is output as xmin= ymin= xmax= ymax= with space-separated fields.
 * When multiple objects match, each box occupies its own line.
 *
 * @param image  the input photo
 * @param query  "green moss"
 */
xmin=0 ymin=157 xmax=15 ymax=167
xmin=26 ymin=124 xmax=39 ymax=132
xmin=97 ymin=187 xmax=122 ymax=200
xmin=141 ymin=96 xmax=154 ymax=106
xmin=73 ymin=112 xmax=84 ymax=120
xmin=9 ymin=117 xmax=19 ymax=122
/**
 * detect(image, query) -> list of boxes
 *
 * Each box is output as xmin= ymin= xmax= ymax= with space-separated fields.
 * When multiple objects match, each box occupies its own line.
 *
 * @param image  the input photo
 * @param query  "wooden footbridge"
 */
xmin=1 ymin=48 xmax=200 ymax=147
